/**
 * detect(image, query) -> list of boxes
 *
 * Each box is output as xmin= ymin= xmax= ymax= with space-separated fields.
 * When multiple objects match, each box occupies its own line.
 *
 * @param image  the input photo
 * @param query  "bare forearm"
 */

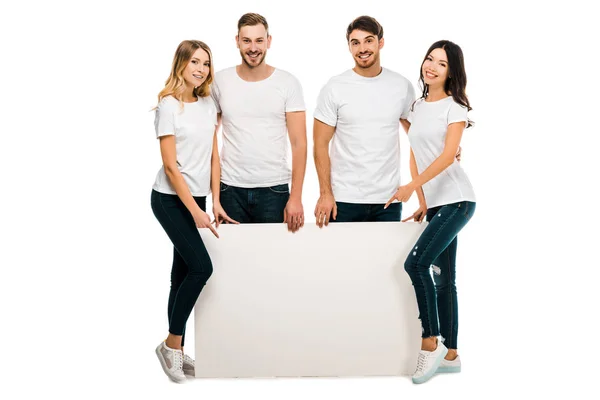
xmin=410 ymin=150 xmax=426 ymax=205
xmin=211 ymin=153 xmax=221 ymax=205
xmin=290 ymin=142 xmax=307 ymax=200
xmin=412 ymin=153 xmax=455 ymax=188
xmin=211 ymin=120 xmax=222 ymax=205
xmin=165 ymin=167 xmax=201 ymax=214
xmin=314 ymin=144 xmax=333 ymax=195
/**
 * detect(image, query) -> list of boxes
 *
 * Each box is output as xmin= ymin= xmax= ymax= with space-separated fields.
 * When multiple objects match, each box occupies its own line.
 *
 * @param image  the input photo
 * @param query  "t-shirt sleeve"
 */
xmin=407 ymin=103 xmax=415 ymax=124
xmin=210 ymin=80 xmax=221 ymax=113
xmin=154 ymin=98 xmax=177 ymax=138
xmin=447 ymin=101 xmax=468 ymax=126
xmin=313 ymin=82 xmax=337 ymax=127
xmin=401 ymin=80 xmax=416 ymax=120
xmin=285 ymin=75 xmax=306 ymax=112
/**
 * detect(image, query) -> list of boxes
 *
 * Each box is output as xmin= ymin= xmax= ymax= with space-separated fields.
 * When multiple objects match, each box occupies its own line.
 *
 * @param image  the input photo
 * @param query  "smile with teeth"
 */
xmin=425 ymin=71 xmax=437 ymax=78
xmin=358 ymin=53 xmax=372 ymax=59
xmin=247 ymin=53 xmax=261 ymax=59
xmin=193 ymin=74 xmax=204 ymax=80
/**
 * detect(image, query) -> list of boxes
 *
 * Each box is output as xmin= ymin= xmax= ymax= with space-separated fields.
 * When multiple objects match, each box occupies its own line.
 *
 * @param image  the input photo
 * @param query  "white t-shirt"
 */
xmin=152 ymin=95 xmax=217 ymax=196
xmin=407 ymin=96 xmax=476 ymax=208
xmin=313 ymin=68 xmax=415 ymax=203
xmin=211 ymin=67 xmax=305 ymax=187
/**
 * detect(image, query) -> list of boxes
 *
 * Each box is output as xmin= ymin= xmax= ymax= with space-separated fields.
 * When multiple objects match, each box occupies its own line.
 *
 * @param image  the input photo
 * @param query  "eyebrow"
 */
xmin=351 ymin=35 xmax=376 ymax=42
xmin=428 ymin=55 xmax=448 ymax=63
xmin=241 ymin=36 xmax=265 ymax=40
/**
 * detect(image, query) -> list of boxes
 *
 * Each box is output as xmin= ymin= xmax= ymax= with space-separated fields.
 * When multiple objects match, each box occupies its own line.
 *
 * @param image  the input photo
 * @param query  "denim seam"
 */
xmin=446 ymin=242 xmax=455 ymax=349
xmin=157 ymin=194 xmax=207 ymax=333
xmin=416 ymin=206 xmax=461 ymax=337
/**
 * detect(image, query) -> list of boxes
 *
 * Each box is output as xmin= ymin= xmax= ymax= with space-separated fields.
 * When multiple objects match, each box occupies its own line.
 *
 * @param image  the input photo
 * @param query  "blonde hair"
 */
xmin=156 ymin=40 xmax=214 ymax=107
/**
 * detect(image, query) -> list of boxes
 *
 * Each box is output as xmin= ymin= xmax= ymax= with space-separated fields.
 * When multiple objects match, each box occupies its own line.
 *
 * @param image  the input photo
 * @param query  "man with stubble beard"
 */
xmin=313 ymin=16 xmax=416 ymax=227
xmin=211 ymin=13 xmax=307 ymax=232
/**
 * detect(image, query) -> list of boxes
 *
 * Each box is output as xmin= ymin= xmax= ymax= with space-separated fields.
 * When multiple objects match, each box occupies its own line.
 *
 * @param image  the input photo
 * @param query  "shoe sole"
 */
xmin=155 ymin=345 xmax=186 ymax=383
xmin=436 ymin=365 xmax=461 ymax=373
xmin=412 ymin=346 xmax=448 ymax=384
xmin=183 ymin=368 xmax=195 ymax=378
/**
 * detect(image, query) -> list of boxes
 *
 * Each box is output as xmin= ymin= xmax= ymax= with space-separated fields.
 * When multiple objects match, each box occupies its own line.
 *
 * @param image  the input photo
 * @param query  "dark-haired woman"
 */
xmin=385 ymin=40 xmax=476 ymax=384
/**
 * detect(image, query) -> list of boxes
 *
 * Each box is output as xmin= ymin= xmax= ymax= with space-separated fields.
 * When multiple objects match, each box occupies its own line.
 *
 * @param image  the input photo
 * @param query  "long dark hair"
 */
xmin=416 ymin=40 xmax=473 ymax=127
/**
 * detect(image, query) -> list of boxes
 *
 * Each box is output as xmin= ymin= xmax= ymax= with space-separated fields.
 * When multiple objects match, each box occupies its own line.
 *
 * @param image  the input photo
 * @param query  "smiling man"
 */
xmin=211 ymin=13 xmax=307 ymax=232
xmin=313 ymin=16 xmax=416 ymax=227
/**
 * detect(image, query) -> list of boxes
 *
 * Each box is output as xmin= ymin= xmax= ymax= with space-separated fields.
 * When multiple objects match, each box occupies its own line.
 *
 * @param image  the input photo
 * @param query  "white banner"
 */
xmin=195 ymin=222 xmax=426 ymax=378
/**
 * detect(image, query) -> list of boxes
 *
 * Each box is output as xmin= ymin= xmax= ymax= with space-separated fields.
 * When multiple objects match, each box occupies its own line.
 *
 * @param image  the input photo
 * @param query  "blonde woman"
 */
xmin=151 ymin=40 xmax=237 ymax=383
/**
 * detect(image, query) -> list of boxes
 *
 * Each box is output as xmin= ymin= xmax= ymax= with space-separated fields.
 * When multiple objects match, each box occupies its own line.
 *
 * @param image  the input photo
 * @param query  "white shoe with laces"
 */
xmin=183 ymin=354 xmax=195 ymax=377
xmin=412 ymin=340 xmax=448 ymax=384
xmin=155 ymin=341 xmax=186 ymax=383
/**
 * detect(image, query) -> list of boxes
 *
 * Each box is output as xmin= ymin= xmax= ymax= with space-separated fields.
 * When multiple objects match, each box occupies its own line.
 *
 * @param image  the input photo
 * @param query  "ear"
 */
xmin=267 ymin=35 xmax=272 ymax=49
xmin=235 ymin=35 xmax=240 ymax=49
xmin=379 ymin=37 xmax=385 ymax=50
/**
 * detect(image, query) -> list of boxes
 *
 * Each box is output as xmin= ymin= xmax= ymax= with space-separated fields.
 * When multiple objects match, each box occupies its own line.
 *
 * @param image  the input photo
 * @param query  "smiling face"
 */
xmin=183 ymin=47 xmax=211 ymax=89
xmin=348 ymin=29 xmax=383 ymax=70
xmin=422 ymin=47 xmax=449 ymax=88
xmin=236 ymin=24 xmax=271 ymax=68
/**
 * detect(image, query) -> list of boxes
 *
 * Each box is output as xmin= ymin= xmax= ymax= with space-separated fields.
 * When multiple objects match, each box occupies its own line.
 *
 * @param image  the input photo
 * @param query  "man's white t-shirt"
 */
xmin=211 ymin=67 xmax=305 ymax=188
xmin=407 ymin=96 xmax=476 ymax=208
xmin=152 ymin=95 xmax=217 ymax=196
xmin=314 ymin=68 xmax=415 ymax=203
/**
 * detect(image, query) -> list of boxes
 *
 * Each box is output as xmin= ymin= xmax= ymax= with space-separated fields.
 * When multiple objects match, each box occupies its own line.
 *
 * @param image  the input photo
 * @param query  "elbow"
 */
xmin=313 ymin=142 xmax=326 ymax=158
xmin=164 ymin=163 xmax=179 ymax=178
xmin=290 ymin=136 xmax=308 ymax=151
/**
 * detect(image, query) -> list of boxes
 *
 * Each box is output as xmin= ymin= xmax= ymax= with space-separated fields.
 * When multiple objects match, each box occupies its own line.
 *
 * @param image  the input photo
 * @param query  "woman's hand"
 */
xmin=192 ymin=209 xmax=220 ymax=238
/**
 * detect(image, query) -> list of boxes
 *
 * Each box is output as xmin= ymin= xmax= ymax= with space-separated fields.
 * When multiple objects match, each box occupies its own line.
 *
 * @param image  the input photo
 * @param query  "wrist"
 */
xmin=320 ymin=188 xmax=333 ymax=197
xmin=406 ymin=181 xmax=418 ymax=191
xmin=289 ymin=191 xmax=302 ymax=201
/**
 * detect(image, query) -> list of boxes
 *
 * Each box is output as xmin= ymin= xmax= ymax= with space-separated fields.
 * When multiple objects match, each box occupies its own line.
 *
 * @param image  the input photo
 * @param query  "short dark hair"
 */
xmin=346 ymin=16 xmax=383 ymax=42
xmin=238 ymin=13 xmax=269 ymax=34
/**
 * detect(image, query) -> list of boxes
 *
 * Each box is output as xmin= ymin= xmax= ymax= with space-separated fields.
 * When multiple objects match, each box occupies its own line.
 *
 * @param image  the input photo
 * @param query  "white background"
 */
xmin=1 ymin=0 xmax=597 ymax=398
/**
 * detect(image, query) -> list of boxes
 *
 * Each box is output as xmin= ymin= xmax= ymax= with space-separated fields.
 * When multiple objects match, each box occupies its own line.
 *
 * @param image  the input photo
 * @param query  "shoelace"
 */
xmin=415 ymin=352 xmax=428 ymax=373
xmin=172 ymin=349 xmax=184 ymax=370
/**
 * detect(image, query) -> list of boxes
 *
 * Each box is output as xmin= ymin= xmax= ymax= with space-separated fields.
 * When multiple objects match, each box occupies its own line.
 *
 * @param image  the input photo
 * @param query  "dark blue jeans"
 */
xmin=151 ymin=190 xmax=214 ymax=346
xmin=219 ymin=182 xmax=290 ymax=223
xmin=404 ymin=201 xmax=476 ymax=349
xmin=331 ymin=202 xmax=402 ymax=222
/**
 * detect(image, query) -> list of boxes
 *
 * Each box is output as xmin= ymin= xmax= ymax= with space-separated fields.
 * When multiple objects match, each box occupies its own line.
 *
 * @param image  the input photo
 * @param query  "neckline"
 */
xmin=235 ymin=66 xmax=276 ymax=83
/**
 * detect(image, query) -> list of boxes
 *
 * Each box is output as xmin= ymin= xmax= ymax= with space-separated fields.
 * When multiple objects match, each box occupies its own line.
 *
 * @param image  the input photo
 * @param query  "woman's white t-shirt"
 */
xmin=152 ymin=95 xmax=217 ymax=196
xmin=407 ymin=96 xmax=476 ymax=208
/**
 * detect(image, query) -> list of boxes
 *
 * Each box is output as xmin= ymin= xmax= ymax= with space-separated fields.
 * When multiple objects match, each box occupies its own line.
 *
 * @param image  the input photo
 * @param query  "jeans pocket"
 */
xmin=220 ymin=182 xmax=230 ymax=192
xmin=268 ymin=184 xmax=289 ymax=194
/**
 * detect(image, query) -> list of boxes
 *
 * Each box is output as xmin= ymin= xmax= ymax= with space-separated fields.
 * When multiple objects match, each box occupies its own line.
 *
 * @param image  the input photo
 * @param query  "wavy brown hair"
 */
xmin=157 ymin=40 xmax=214 ymax=107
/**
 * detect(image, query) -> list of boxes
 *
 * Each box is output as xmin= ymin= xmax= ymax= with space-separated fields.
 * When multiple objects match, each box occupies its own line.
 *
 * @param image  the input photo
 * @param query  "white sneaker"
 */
xmin=183 ymin=354 xmax=195 ymax=377
xmin=155 ymin=342 xmax=186 ymax=383
xmin=412 ymin=341 xmax=448 ymax=384
xmin=437 ymin=355 xmax=461 ymax=373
